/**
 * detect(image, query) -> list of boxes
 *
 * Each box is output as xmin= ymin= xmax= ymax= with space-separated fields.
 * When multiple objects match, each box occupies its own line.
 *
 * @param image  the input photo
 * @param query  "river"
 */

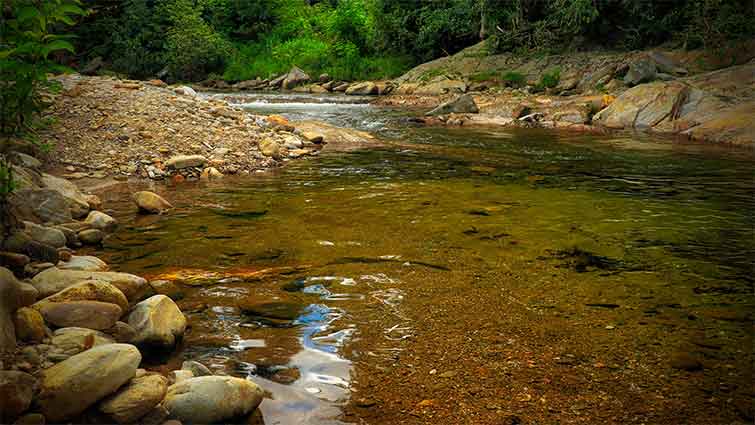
xmin=91 ymin=92 xmax=754 ymax=424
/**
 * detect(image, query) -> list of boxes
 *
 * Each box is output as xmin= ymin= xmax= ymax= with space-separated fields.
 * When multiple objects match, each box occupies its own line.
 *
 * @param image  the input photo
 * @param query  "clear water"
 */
xmin=93 ymin=93 xmax=754 ymax=424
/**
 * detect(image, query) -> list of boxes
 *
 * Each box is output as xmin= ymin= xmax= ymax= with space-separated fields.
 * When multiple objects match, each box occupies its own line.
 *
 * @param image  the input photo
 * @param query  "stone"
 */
xmin=140 ymin=405 xmax=169 ymax=425
xmin=511 ymin=104 xmax=531 ymax=119
xmin=333 ymin=83 xmax=350 ymax=92
xmin=31 ymin=267 xmax=149 ymax=301
xmin=10 ymin=152 xmax=42 ymax=169
xmin=426 ymin=94 xmax=479 ymax=116
xmin=1 ymin=267 xmax=21 ymax=351
xmin=3 ymin=232 xmax=59 ymax=264
xmin=39 ymin=301 xmax=122 ymax=330
xmin=624 ymin=56 xmax=657 ymax=86
xmin=670 ymin=352 xmax=703 ymax=371
xmin=33 ymin=280 xmax=129 ymax=312
xmin=345 ymin=81 xmax=378 ymax=95
xmin=281 ymin=66 xmax=310 ymax=90
xmin=106 ymin=321 xmax=137 ymax=343
xmin=81 ymin=56 xmax=104 ymax=75
xmin=301 ymin=131 xmax=324 ymax=144
xmin=16 ymin=281 xmax=38 ymax=307
xmin=12 ymin=413 xmax=46 ymax=425
xmin=99 ymin=374 xmax=169 ymax=423
xmin=165 ymin=155 xmax=207 ymax=170
xmin=259 ymin=138 xmax=281 ymax=159
xmin=9 ymin=189 xmax=72 ymax=224
xmin=52 ymin=226 xmax=78 ymax=247
xmin=50 ymin=327 xmax=115 ymax=356
xmin=23 ymin=222 xmax=67 ymax=248
xmin=0 ymin=371 xmax=37 ymax=423
xmin=415 ymin=79 xmax=467 ymax=95
xmin=265 ymin=115 xmax=294 ymax=131
xmin=58 ymin=255 xmax=108 ymax=271
xmin=0 ymin=251 xmax=30 ymax=273
xmin=174 ymin=86 xmax=197 ymax=97
xmin=148 ymin=279 xmax=185 ymax=300
xmin=182 ymin=360 xmax=212 ymax=377
xmin=133 ymin=191 xmax=173 ymax=214
xmin=57 ymin=249 xmax=72 ymax=264
xmin=170 ymin=369 xmax=194 ymax=384
xmin=78 ymin=229 xmax=104 ymax=245
xmin=40 ymin=173 xmax=90 ymax=218
xmin=84 ymin=210 xmax=118 ymax=232
xmin=162 ymin=376 xmax=264 ymax=424
xmin=37 ymin=343 xmax=141 ymax=422
xmin=13 ymin=307 xmax=46 ymax=342
xmin=127 ymin=295 xmax=187 ymax=347
xmin=319 ymin=73 xmax=331 ymax=83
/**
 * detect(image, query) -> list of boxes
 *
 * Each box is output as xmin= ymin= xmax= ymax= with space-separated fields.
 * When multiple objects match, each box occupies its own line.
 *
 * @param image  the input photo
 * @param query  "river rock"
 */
xmin=22 ymin=222 xmax=67 ymax=249
xmin=78 ymin=229 xmax=104 ymax=245
xmin=415 ymin=78 xmax=467 ymax=95
xmin=50 ymin=327 xmax=115 ymax=356
xmin=333 ymin=82 xmax=350 ymax=92
xmin=10 ymin=152 xmax=42 ymax=169
xmin=282 ymin=66 xmax=310 ymax=90
xmin=199 ymin=167 xmax=223 ymax=181
xmin=162 ymin=376 xmax=264 ymax=424
xmin=84 ymin=210 xmax=118 ymax=232
xmin=31 ymin=267 xmax=149 ymax=301
xmin=345 ymin=81 xmax=378 ymax=95
xmin=165 ymin=155 xmax=207 ymax=170
xmin=0 ymin=251 xmax=30 ymax=273
xmin=259 ymin=138 xmax=281 ymax=159
xmin=182 ymin=360 xmax=212 ymax=377
xmin=40 ymin=173 xmax=91 ymax=218
xmin=58 ymin=255 xmax=108 ymax=271
xmin=174 ymin=86 xmax=196 ymax=97
xmin=37 ymin=343 xmax=141 ymax=422
xmin=106 ymin=321 xmax=137 ymax=343
xmin=426 ymin=94 xmax=479 ymax=116
xmin=0 ymin=371 xmax=37 ymax=423
xmin=9 ymin=188 xmax=73 ymax=224
xmin=33 ymin=280 xmax=129 ymax=312
xmin=148 ymin=279 xmax=185 ymax=300
xmin=16 ymin=281 xmax=38 ymax=307
xmin=99 ymin=374 xmax=169 ymax=423
xmin=170 ymin=369 xmax=194 ymax=384
xmin=3 ymin=232 xmax=59 ymax=264
xmin=1 ymin=267 xmax=21 ymax=351
xmin=127 ymin=295 xmax=186 ymax=347
xmin=39 ymin=301 xmax=122 ymax=330
xmin=13 ymin=307 xmax=46 ymax=342
xmin=12 ymin=413 xmax=46 ymax=424
xmin=624 ymin=56 xmax=657 ymax=86
xmin=133 ymin=191 xmax=173 ymax=214
xmin=52 ymin=225 xmax=78 ymax=247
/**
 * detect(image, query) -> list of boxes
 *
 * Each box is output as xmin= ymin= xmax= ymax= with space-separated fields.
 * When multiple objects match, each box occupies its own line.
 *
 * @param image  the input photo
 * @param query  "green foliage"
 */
xmin=538 ymin=68 xmax=561 ymax=90
xmin=501 ymin=71 xmax=526 ymax=87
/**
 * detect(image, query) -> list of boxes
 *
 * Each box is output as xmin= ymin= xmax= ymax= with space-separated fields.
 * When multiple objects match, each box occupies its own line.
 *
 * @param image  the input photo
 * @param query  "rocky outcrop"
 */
xmin=99 ymin=374 xmax=169 ymax=423
xmin=127 ymin=295 xmax=186 ymax=347
xmin=162 ymin=376 xmax=264 ymax=424
xmin=37 ymin=343 xmax=141 ymax=422
xmin=133 ymin=191 xmax=173 ymax=214
xmin=426 ymin=94 xmax=479 ymax=116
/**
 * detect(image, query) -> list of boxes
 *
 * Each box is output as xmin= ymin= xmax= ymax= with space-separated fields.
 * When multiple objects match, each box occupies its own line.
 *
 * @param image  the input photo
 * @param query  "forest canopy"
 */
xmin=63 ymin=0 xmax=755 ymax=82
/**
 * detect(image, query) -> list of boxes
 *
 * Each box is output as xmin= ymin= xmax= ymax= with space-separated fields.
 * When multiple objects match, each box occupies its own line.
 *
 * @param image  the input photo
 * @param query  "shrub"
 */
xmin=501 ymin=71 xmax=526 ymax=87
xmin=538 ymin=68 xmax=561 ymax=90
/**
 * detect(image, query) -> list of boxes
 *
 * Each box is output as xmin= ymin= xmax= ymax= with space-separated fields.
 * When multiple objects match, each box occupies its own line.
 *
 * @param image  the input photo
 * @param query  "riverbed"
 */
xmin=90 ymin=93 xmax=753 ymax=424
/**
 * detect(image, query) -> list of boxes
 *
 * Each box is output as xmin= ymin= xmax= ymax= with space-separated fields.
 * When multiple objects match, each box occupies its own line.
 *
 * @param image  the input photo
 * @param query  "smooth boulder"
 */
xmin=50 ymin=327 xmax=115 ymax=356
xmin=58 ymin=255 xmax=108 ymax=271
xmin=31 ymin=267 xmax=149 ymax=301
xmin=39 ymin=301 xmax=122 ymax=330
xmin=23 ymin=222 xmax=67 ymax=248
xmin=165 ymin=155 xmax=207 ymax=170
xmin=0 ymin=371 xmax=37 ymax=423
xmin=84 ymin=211 xmax=118 ymax=232
xmin=99 ymin=374 xmax=169 ymax=423
xmin=162 ymin=376 xmax=264 ymax=424
xmin=281 ymin=66 xmax=310 ymax=90
xmin=0 ymin=267 xmax=21 ymax=351
xmin=33 ymin=280 xmax=129 ymax=312
xmin=13 ymin=307 xmax=46 ymax=343
xmin=127 ymin=295 xmax=186 ymax=347
xmin=78 ymin=229 xmax=104 ymax=245
xmin=37 ymin=343 xmax=141 ymax=422
xmin=133 ymin=191 xmax=173 ymax=214
xmin=345 ymin=81 xmax=378 ymax=95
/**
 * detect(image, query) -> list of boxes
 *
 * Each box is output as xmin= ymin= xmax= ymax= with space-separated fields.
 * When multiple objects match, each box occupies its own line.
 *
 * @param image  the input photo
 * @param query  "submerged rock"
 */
xmin=133 ymin=191 xmax=173 ymax=214
xmin=99 ymin=374 xmax=169 ymax=423
xmin=37 ymin=343 xmax=141 ymax=422
xmin=162 ymin=376 xmax=264 ymax=424
xmin=426 ymin=94 xmax=479 ymax=116
xmin=127 ymin=295 xmax=186 ymax=348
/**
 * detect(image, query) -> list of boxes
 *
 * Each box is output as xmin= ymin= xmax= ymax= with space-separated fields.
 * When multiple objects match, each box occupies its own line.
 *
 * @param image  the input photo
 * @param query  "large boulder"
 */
xmin=99 ymin=374 xmax=169 ymax=423
xmin=9 ymin=188 xmax=73 ymax=224
xmin=84 ymin=210 xmax=118 ymax=232
xmin=31 ymin=267 xmax=149 ymax=301
xmin=0 ymin=371 xmax=37 ymax=423
xmin=50 ymin=327 xmax=115 ymax=357
xmin=426 ymin=94 xmax=479 ymax=116
xmin=282 ymin=66 xmax=310 ymax=90
xmin=2 ymin=231 xmax=59 ymax=264
xmin=162 ymin=376 xmax=264 ymax=424
xmin=58 ymin=255 xmax=108 ymax=271
xmin=127 ymin=295 xmax=186 ymax=347
xmin=38 ymin=301 xmax=122 ymax=330
xmin=23 ymin=221 xmax=67 ymax=248
xmin=13 ymin=307 xmax=46 ymax=343
xmin=40 ymin=173 xmax=91 ymax=218
xmin=133 ymin=191 xmax=173 ymax=214
xmin=345 ymin=81 xmax=378 ymax=95
xmin=37 ymin=343 xmax=141 ymax=422
xmin=33 ymin=280 xmax=129 ymax=312
xmin=624 ymin=56 xmax=657 ymax=86
xmin=165 ymin=155 xmax=207 ymax=170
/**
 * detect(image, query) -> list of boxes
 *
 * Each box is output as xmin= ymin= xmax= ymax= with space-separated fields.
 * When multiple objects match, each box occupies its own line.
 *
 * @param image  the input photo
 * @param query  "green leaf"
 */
xmin=42 ymin=40 xmax=75 ymax=58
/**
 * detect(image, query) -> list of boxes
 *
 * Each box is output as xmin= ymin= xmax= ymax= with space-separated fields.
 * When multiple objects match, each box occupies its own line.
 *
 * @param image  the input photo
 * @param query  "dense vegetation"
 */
xmin=67 ymin=0 xmax=753 ymax=83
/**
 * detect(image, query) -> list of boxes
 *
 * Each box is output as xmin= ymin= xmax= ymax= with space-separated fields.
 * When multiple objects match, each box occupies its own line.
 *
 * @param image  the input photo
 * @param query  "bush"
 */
xmin=537 ymin=68 xmax=561 ymax=90
xmin=501 ymin=71 xmax=526 ymax=87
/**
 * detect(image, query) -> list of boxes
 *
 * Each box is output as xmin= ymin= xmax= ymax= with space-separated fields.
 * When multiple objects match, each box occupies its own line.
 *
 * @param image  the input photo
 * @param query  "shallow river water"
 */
xmin=93 ymin=93 xmax=753 ymax=424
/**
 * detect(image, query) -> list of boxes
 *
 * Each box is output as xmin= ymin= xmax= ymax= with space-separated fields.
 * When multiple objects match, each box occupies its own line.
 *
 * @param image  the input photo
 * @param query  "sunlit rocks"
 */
xmin=31 ymin=267 xmax=149 ymax=301
xmin=58 ymin=255 xmax=108 ymax=272
xmin=99 ymin=373 xmax=168 ymax=423
xmin=84 ymin=210 xmax=118 ymax=232
xmin=133 ymin=191 xmax=173 ymax=214
xmin=165 ymin=155 xmax=207 ymax=170
xmin=13 ymin=307 xmax=46 ymax=343
xmin=37 ymin=343 xmax=141 ymax=422
xmin=50 ymin=327 xmax=115 ymax=357
xmin=127 ymin=295 xmax=187 ymax=348
xmin=162 ymin=376 xmax=264 ymax=424
xmin=38 ymin=301 xmax=122 ymax=330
